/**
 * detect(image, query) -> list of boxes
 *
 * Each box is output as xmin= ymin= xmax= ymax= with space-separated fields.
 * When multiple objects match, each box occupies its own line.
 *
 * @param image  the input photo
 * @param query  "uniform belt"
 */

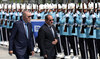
xmin=87 ymin=25 xmax=91 ymax=27
xmin=96 ymin=27 xmax=100 ymax=29
xmin=78 ymin=25 xmax=81 ymax=27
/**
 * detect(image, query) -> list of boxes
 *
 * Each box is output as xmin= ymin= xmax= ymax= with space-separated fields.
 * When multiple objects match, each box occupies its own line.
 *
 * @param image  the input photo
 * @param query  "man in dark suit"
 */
xmin=9 ymin=10 xmax=34 ymax=59
xmin=38 ymin=15 xmax=59 ymax=59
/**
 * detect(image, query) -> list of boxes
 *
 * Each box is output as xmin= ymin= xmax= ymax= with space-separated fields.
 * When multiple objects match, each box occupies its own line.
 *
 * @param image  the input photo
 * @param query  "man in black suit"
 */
xmin=38 ymin=15 xmax=59 ymax=59
xmin=9 ymin=10 xmax=34 ymax=59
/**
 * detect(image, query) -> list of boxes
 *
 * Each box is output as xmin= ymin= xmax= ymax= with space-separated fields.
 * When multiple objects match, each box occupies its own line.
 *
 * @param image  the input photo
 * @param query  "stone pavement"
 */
xmin=0 ymin=45 xmax=44 ymax=59
xmin=0 ymin=45 xmax=94 ymax=59
xmin=0 ymin=45 xmax=63 ymax=59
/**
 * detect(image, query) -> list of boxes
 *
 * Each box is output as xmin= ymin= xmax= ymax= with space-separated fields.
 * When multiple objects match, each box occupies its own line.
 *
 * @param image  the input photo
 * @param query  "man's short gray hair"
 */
xmin=22 ymin=10 xmax=30 ymax=16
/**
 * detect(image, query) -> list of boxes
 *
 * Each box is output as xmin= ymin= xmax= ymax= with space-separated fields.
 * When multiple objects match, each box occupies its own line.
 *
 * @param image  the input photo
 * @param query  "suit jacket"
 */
xmin=38 ymin=23 xmax=59 ymax=57
xmin=9 ymin=20 xmax=34 ymax=56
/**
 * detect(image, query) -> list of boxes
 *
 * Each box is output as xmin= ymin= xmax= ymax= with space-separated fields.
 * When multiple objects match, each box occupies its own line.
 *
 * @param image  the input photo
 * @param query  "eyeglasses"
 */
xmin=49 ymin=19 xmax=54 ymax=21
xmin=27 ymin=16 xmax=32 ymax=18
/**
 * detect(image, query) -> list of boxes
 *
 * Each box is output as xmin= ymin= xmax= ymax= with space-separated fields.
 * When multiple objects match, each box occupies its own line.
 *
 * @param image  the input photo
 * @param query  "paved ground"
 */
xmin=0 ymin=45 xmax=64 ymax=59
xmin=0 ymin=45 xmax=44 ymax=59
xmin=0 ymin=45 xmax=93 ymax=59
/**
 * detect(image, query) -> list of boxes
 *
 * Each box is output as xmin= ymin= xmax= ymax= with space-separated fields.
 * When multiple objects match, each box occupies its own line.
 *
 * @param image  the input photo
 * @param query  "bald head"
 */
xmin=45 ymin=15 xmax=52 ymax=21
xmin=45 ymin=15 xmax=53 ymax=26
xmin=22 ymin=10 xmax=32 ymax=23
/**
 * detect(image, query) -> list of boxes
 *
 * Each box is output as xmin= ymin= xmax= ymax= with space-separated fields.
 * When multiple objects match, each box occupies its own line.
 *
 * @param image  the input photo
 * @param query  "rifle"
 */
xmin=3 ymin=4 xmax=5 ymax=11
xmin=31 ymin=4 xmax=34 ymax=19
xmin=20 ymin=4 xmax=22 ymax=12
xmin=64 ymin=0 xmax=69 ymax=32
xmin=89 ymin=0 xmax=96 ymax=35
xmin=9 ymin=20 xmax=14 ymax=26
xmin=80 ymin=1 xmax=86 ymax=33
xmin=56 ymin=4 xmax=60 ymax=33
xmin=0 ymin=19 xmax=3 ymax=25
xmin=4 ymin=20 xmax=7 ymax=26
xmin=72 ymin=2 xmax=77 ymax=33
xmin=97 ymin=0 xmax=99 ymax=14
xmin=15 ymin=4 xmax=18 ymax=20
xmin=3 ymin=4 xmax=5 ymax=19
xmin=38 ymin=4 xmax=40 ymax=12
xmin=16 ymin=3 xmax=17 ymax=11
xmin=11 ymin=4 xmax=12 ymax=11
xmin=7 ymin=4 xmax=9 ymax=20
xmin=31 ymin=4 xmax=33 ymax=12
xmin=25 ymin=3 xmax=27 ymax=10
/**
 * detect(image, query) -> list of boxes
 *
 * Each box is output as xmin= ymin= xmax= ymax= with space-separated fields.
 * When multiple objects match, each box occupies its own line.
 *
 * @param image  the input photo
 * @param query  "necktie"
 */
xmin=25 ymin=23 xmax=28 ymax=38
xmin=50 ymin=26 xmax=55 ymax=38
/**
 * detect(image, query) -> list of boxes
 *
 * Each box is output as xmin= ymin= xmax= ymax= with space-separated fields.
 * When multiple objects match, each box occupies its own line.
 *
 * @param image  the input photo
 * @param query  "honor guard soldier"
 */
xmin=85 ymin=2 xmax=98 ymax=59
xmin=59 ymin=3 xmax=71 ymax=58
xmin=66 ymin=3 xmax=79 ymax=59
xmin=96 ymin=7 xmax=100 ymax=57
xmin=78 ymin=3 xmax=88 ymax=59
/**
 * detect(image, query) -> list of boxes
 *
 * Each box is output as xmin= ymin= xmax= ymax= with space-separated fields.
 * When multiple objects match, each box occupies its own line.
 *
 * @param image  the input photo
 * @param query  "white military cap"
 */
xmin=47 ymin=4 xmax=50 ymax=9
xmin=80 ymin=3 xmax=87 ymax=9
xmin=50 ymin=4 xmax=53 ymax=9
xmin=83 ymin=3 xmax=87 ymax=9
xmin=67 ymin=3 xmax=70 ymax=9
xmin=43 ymin=4 xmax=46 ymax=9
xmin=0 ymin=4 xmax=2 ymax=9
xmin=88 ymin=2 xmax=97 ymax=9
xmin=32 ymin=4 xmax=36 ymax=9
xmin=4 ymin=4 xmax=7 ymax=9
xmin=17 ymin=3 xmax=20 ymax=9
xmin=12 ymin=3 xmax=16 ymax=9
xmin=45 ymin=4 xmax=48 ymax=9
xmin=88 ymin=2 xmax=94 ymax=9
xmin=95 ymin=3 xmax=97 ymax=8
xmin=99 ymin=3 xmax=100 ymax=8
xmin=58 ymin=4 xmax=62 ymax=9
xmin=54 ymin=4 xmax=57 ymax=9
xmin=8 ymin=4 xmax=11 ymax=9
xmin=28 ymin=4 xmax=32 ymax=9
xmin=62 ymin=4 xmax=67 ymax=9
xmin=1 ymin=4 xmax=4 ymax=8
xmin=39 ymin=4 xmax=44 ymax=10
xmin=76 ymin=3 xmax=79 ymax=9
xmin=0 ymin=4 xmax=3 ymax=9
xmin=21 ymin=4 xmax=25 ymax=10
xmin=69 ymin=3 xmax=75 ymax=9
